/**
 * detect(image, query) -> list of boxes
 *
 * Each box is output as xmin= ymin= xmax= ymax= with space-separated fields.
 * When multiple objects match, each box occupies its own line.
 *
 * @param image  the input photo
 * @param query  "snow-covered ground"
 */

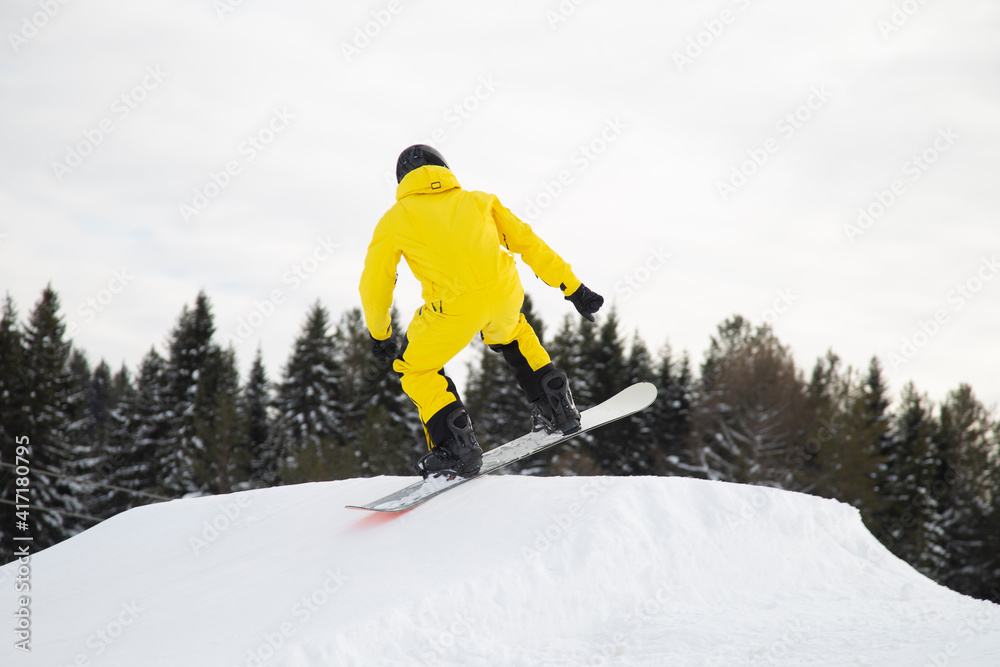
xmin=3 ymin=475 xmax=999 ymax=666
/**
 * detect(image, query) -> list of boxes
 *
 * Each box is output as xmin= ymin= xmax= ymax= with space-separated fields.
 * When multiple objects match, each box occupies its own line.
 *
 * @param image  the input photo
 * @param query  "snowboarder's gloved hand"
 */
xmin=565 ymin=284 xmax=604 ymax=322
xmin=371 ymin=334 xmax=399 ymax=362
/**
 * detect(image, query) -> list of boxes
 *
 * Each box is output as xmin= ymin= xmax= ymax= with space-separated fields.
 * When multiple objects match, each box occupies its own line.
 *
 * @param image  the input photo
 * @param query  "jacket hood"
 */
xmin=395 ymin=165 xmax=460 ymax=201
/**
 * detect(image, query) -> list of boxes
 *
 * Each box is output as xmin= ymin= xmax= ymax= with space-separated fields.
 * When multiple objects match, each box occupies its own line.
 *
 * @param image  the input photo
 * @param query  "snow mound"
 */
xmin=3 ymin=475 xmax=999 ymax=666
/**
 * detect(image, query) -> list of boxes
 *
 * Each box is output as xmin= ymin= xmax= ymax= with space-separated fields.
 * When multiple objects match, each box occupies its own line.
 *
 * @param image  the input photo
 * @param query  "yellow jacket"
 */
xmin=360 ymin=165 xmax=581 ymax=340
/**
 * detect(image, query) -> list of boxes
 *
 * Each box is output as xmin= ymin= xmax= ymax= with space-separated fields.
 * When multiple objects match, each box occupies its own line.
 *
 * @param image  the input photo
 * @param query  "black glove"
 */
xmin=371 ymin=334 xmax=399 ymax=362
xmin=565 ymin=284 xmax=604 ymax=322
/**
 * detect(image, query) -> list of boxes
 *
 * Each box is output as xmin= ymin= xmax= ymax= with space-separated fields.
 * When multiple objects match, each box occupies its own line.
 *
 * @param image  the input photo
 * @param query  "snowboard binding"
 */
xmin=530 ymin=368 xmax=582 ymax=435
xmin=416 ymin=407 xmax=483 ymax=479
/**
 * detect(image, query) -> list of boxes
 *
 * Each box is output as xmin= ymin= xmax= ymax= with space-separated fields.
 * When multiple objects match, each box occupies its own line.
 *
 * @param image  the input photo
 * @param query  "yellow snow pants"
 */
xmin=394 ymin=273 xmax=550 ymax=433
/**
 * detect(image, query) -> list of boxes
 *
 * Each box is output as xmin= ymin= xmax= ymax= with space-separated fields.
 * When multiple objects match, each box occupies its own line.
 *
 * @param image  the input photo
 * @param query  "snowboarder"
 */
xmin=359 ymin=145 xmax=604 ymax=478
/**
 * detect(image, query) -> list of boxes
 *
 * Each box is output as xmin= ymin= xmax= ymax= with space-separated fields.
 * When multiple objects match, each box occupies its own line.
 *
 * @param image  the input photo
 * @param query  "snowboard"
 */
xmin=347 ymin=382 xmax=658 ymax=512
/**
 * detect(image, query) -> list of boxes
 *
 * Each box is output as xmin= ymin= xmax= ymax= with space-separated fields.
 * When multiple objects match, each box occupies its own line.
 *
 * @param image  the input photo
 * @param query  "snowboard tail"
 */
xmin=347 ymin=382 xmax=658 ymax=512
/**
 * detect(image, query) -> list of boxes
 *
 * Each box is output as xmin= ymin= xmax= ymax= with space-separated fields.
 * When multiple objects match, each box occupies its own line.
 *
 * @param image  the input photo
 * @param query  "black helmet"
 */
xmin=396 ymin=144 xmax=449 ymax=183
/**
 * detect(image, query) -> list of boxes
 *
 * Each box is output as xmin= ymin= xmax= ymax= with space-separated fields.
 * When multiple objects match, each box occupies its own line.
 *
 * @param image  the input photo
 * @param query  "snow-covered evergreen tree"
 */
xmin=848 ymin=358 xmax=892 ymax=514
xmin=933 ymin=384 xmax=999 ymax=598
xmin=89 ymin=363 xmax=137 ymax=519
xmin=68 ymin=355 xmax=120 ymax=520
xmin=335 ymin=307 xmax=424 ymax=476
xmin=271 ymin=302 xmax=345 ymax=483
xmin=541 ymin=313 xmax=599 ymax=474
xmin=874 ymin=382 xmax=943 ymax=578
xmin=3 ymin=283 xmax=994 ymax=601
xmin=0 ymin=294 xmax=31 ymax=563
xmin=18 ymin=286 xmax=87 ymax=547
xmin=192 ymin=346 xmax=246 ymax=494
xmin=547 ymin=314 xmax=584 ymax=387
xmin=978 ymin=432 xmax=1000 ymax=602
xmin=243 ymin=347 xmax=277 ymax=486
xmin=803 ymin=356 xmax=888 ymax=524
xmin=606 ymin=333 xmax=657 ymax=475
xmin=541 ymin=310 xmax=629 ymax=475
xmin=161 ymin=292 xmax=228 ymax=496
xmin=582 ymin=308 xmax=629 ymax=406
xmin=649 ymin=343 xmax=694 ymax=477
xmin=101 ymin=348 xmax=172 ymax=513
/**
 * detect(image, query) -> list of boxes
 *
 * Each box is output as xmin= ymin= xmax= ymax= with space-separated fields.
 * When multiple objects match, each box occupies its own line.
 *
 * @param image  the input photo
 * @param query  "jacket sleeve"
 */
xmin=359 ymin=211 xmax=401 ymax=340
xmin=490 ymin=197 xmax=582 ymax=295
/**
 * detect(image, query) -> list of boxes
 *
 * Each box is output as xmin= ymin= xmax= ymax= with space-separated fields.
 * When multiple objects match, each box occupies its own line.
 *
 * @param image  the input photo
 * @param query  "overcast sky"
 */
xmin=2 ymin=0 xmax=998 ymax=411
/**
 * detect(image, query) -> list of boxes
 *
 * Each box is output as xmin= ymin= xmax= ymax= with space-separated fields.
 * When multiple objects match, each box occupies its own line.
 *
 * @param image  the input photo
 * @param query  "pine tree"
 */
xmin=933 ymin=384 xmax=999 ymax=598
xmin=69 ymin=355 xmax=120 ymax=519
xmin=574 ymin=309 xmax=628 ymax=475
xmin=806 ymin=357 xmax=888 ymax=521
xmin=334 ymin=307 xmax=421 ymax=476
xmin=543 ymin=314 xmax=600 ymax=475
xmin=863 ymin=358 xmax=891 ymax=430
xmin=649 ymin=343 xmax=694 ymax=477
xmin=272 ymin=302 xmax=345 ymax=483
xmin=192 ymin=346 xmax=246 ymax=494
xmin=101 ymin=348 xmax=172 ymax=514
xmin=161 ymin=291 xmax=230 ymax=496
xmin=243 ymin=347 xmax=277 ymax=487
xmin=978 ymin=424 xmax=1000 ymax=602
xmin=605 ymin=333 xmax=657 ymax=475
xmin=855 ymin=358 xmax=893 ymax=514
xmin=547 ymin=314 xmax=585 ymax=389
xmin=874 ymin=382 xmax=943 ymax=577
xmin=91 ymin=360 xmax=120 ymax=436
xmin=0 ymin=295 xmax=25 ymax=420
xmin=0 ymin=294 xmax=31 ymax=563
xmin=18 ymin=286 xmax=88 ymax=547
xmin=580 ymin=308 xmax=629 ymax=406
xmin=89 ymin=364 xmax=138 ymax=519
xmin=851 ymin=358 xmax=892 ymax=514
xmin=793 ymin=351 xmax=843 ymax=488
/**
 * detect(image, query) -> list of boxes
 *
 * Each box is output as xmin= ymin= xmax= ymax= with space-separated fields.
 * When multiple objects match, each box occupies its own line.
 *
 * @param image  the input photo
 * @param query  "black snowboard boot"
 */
xmin=530 ymin=367 xmax=582 ymax=435
xmin=416 ymin=407 xmax=483 ymax=478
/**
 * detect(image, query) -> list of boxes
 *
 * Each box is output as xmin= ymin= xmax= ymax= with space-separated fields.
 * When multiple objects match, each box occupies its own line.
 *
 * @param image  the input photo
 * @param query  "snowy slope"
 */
xmin=2 ymin=475 xmax=999 ymax=667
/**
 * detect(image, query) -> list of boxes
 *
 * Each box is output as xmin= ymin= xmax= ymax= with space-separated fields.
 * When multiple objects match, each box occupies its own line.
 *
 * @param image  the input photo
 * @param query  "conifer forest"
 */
xmin=1 ymin=286 xmax=997 ymax=603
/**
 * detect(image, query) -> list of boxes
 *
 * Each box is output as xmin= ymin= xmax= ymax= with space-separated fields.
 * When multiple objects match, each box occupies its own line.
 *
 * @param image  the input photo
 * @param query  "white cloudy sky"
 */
xmin=2 ymin=0 xmax=998 ymax=410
